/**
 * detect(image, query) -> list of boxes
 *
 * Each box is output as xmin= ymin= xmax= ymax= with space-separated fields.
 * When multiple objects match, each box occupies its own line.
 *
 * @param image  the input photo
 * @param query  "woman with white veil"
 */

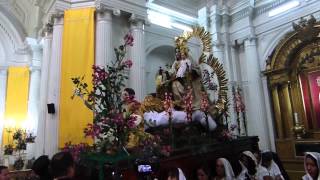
xmin=302 ymin=152 xmax=320 ymax=180
xmin=237 ymin=151 xmax=271 ymax=180
xmin=213 ymin=158 xmax=236 ymax=180
xmin=167 ymin=167 xmax=186 ymax=180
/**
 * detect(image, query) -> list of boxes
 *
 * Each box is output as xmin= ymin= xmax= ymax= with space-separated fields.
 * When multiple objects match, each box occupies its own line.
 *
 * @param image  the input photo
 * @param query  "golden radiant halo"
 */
xmin=205 ymin=54 xmax=229 ymax=113
xmin=175 ymin=26 xmax=212 ymax=63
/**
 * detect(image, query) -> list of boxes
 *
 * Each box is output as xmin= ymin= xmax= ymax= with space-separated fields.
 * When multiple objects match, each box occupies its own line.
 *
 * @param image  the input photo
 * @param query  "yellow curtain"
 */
xmin=3 ymin=67 xmax=30 ymax=145
xmin=59 ymin=8 xmax=95 ymax=147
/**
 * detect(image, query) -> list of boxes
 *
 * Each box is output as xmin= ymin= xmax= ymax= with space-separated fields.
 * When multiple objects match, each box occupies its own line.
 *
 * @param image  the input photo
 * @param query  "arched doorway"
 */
xmin=145 ymin=45 xmax=175 ymax=95
xmin=264 ymin=16 xmax=320 ymax=178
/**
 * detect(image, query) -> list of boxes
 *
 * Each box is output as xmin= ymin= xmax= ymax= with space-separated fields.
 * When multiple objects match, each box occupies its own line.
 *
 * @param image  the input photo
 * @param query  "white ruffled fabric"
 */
xmin=176 ymin=59 xmax=191 ymax=78
xmin=144 ymin=110 xmax=217 ymax=131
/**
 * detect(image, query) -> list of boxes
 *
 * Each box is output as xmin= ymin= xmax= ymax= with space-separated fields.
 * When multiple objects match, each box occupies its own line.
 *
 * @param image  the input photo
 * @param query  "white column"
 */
xmin=26 ymin=41 xmax=42 ymax=133
xmin=262 ymin=76 xmax=276 ymax=151
xmin=129 ymin=17 xmax=145 ymax=101
xmin=95 ymin=9 xmax=113 ymax=67
xmin=230 ymin=45 xmax=241 ymax=82
xmin=209 ymin=5 xmax=224 ymax=63
xmin=244 ymin=38 xmax=270 ymax=150
xmin=198 ymin=7 xmax=208 ymax=31
xmin=0 ymin=67 xmax=7 ymax=151
xmin=27 ymin=67 xmax=41 ymax=159
xmin=45 ymin=14 xmax=64 ymax=157
xmin=36 ymin=26 xmax=52 ymax=157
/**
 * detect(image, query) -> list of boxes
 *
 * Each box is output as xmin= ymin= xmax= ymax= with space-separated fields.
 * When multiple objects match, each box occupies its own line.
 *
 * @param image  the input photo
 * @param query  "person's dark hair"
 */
xmin=240 ymin=154 xmax=256 ymax=176
xmin=196 ymin=165 xmax=211 ymax=179
xmin=261 ymin=152 xmax=273 ymax=165
xmin=50 ymin=152 xmax=74 ymax=178
xmin=167 ymin=167 xmax=179 ymax=179
xmin=32 ymin=155 xmax=52 ymax=180
xmin=124 ymin=88 xmax=135 ymax=100
xmin=306 ymin=154 xmax=318 ymax=168
xmin=158 ymin=67 xmax=163 ymax=75
xmin=0 ymin=166 xmax=8 ymax=174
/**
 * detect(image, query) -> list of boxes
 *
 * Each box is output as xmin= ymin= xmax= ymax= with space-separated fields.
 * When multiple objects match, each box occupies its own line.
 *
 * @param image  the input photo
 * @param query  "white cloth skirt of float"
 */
xmin=144 ymin=110 xmax=217 ymax=131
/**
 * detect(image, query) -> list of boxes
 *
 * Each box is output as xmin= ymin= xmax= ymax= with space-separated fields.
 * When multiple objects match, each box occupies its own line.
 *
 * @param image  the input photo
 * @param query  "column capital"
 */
xmin=0 ymin=66 xmax=8 ymax=73
xmin=244 ymin=37 xmax=257 ymax=47
xmin=96 ymin=5 xmax=116 ymax=21
xmin=43 ymin=23 xmax=53 ymax=36
xmin=129 ymin=14 xmax=145 ymax=27
xmin=29 ymin=66 xmax=41 ymax=72
xmin=51 ymin=11 xmax=64 ymax=25
xmin=222 ymin=14 xmax=230 ymax=26
xmin=213 ymin=43 xmax=225 ymax=49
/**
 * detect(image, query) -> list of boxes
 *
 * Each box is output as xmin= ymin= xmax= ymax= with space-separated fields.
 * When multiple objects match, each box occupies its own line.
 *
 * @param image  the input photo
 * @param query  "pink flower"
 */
xmin=122 ymin=59 xmax=133 ymax=68
xmin=233 ymin=87 xmax=245 ymax=113
xmin=183 ymin=87 xmax=193 ymax=122
xmin=124 ymin=33 xmax=134 ymax=46
xmin=163 ymin=93 xmax=173 ymax=114
xmin=84 ymin=123 xmax=101 ymax=139
xmin=127 ymin=115 xmax=137 ymax=128
xmin=92 ymin=65 xmax=108 ymax=85
xmin=112 ymin=113 xmax=124 ymax=126
xmin=200 ymin=91 xmax=209 ymax=112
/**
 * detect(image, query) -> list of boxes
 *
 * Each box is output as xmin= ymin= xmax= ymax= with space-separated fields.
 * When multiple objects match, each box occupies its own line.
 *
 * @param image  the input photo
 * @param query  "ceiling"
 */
xmin=0 ymin=0 xmax=55 ymax=38
xmin=149 ymin=0 xmax=266 ymax=17
xmin=152 ymin=0 xmax=207 ymax=17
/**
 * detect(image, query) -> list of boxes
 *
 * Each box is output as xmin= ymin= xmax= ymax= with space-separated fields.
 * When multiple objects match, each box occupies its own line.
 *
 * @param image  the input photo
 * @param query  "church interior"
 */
xmin=0 ymin=0 xmax=320 ymax=179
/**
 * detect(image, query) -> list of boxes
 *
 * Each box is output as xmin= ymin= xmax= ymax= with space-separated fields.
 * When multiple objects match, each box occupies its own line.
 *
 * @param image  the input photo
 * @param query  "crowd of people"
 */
xmin=0 ymin=150 xmax=319 ymax=179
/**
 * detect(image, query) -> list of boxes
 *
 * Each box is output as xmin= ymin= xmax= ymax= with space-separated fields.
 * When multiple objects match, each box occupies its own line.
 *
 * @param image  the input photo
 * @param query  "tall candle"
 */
xmin=294 ymin=112 xmax=299 ymax=124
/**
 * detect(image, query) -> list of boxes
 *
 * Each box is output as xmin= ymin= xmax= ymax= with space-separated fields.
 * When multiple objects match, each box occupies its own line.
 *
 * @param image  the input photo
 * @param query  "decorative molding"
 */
xmin=100 ymin=0 xmax=147 ymax=21
xmin=230 ymin=7 xmax=250 ymax=23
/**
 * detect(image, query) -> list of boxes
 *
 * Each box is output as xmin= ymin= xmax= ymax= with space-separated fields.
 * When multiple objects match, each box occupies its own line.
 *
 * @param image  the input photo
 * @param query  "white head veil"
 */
xmin=178 ymin=168 xmax=186 ymax=180
xmin=243 ymin=151 xmax=258 ymax=165
xmin=304 ymin=152 xmax=320 ymax=180
xmin=217 ymin=158 xmax=235 ymax=179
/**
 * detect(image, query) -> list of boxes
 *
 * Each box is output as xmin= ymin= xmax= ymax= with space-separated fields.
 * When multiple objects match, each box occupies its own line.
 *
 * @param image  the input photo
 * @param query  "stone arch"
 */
xmin=145 ymin=45 xmax=175 ymax=94
xmin=262 ymin=26 xmax=293 ymax=68
xmin=0 ymin=4 xmax=27 ymax=64
xmin=145 ymin=39 xmax=175 ymax=55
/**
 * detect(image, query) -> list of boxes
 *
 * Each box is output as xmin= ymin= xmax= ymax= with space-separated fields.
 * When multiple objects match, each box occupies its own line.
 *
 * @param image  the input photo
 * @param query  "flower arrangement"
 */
xmin=220 ymin=124 xmax=237 ymax=141
xmin=72 ymin=33 xmax=148 ymax=154
xmin=3 ymin=129 xmax=36 ymax=170
xmin=183 ymin=86 xmax=193 ymax=122
xmin=3 ymin=129 xmax=36 ymax=155
xmin=232 ymin=86 xmax=247 ymax=135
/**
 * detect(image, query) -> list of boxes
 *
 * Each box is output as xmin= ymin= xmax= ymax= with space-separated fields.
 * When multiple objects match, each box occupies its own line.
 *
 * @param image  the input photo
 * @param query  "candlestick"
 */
xmin=294 ymin=112 xmax=299 ymax=124
xmin=292 ymin=112 xmax=305 ymax=139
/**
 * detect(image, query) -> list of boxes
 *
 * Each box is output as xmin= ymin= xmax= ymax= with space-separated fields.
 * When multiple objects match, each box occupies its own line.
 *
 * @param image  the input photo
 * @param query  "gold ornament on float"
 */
xmin=144 ymin=26 xmax=228 ymax=117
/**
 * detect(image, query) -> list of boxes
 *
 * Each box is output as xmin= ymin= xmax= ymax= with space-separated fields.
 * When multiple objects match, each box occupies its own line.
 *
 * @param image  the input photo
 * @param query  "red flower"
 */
xmin=183 ymin=87 xmax=193 ymax=122
xmin=200 ymin=91 xmax=209 ymax=112
xmin=163 ymin=93 xmax=173 ymax=114
xmin=124 ymin=33 xmax=134 ymax=46
xmin=122 ymin=59 xmax=133 ymax=68
xmin=84 ymin=123 xmax=101 ymax=139
xmin=127 ymin=115 xmax=137 ymax=128
xmin=92 ymin=65 xmax=108 ymax=85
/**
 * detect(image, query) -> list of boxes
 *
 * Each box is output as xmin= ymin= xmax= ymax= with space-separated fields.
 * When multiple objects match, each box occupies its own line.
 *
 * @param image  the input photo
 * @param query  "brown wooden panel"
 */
xmin=276 ymin=140 xmax=294 ymax=159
